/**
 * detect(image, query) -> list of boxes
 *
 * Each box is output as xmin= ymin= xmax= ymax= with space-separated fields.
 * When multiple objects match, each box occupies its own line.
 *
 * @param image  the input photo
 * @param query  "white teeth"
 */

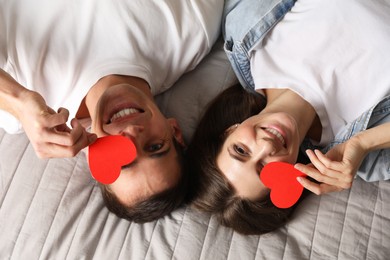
xmin=110 ymin=108 xmax=141 ymax=122
xmin=265 ymin=128 xmax=286 ymax=146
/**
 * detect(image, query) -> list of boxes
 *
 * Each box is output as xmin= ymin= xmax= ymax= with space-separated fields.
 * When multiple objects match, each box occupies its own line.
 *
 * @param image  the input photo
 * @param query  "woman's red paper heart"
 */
xmin=260 ymin=162 xmax=306 ymax=208
xmin=88 ymin=135 xmax=137 ymax=185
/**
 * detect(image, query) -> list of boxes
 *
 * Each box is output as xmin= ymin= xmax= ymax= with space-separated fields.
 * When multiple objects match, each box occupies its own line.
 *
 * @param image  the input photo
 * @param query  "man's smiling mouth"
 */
xmin=109 ymin=108 xmax=143 ymax=123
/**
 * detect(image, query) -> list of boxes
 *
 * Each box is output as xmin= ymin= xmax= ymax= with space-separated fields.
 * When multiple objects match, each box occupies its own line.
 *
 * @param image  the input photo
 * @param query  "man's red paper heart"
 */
xmin=88 ymin=135 xmax=137 ymax=185
xmin=260 ymin=162 xmax=306 ymax=208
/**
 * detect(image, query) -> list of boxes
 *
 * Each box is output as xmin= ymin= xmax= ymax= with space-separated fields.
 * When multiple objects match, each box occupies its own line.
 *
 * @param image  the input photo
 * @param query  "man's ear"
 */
xmin=167 ymin=118 xmax=185 ymax=147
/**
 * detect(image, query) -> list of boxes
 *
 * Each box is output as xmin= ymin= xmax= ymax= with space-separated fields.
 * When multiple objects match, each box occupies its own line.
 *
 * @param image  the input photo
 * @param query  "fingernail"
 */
xmin=89 ymin=134 xmax=97 ymax=143
xmin=296 ymin=177 xmax=303 ymax=183
xmin=71 ymin=118 xmax=78 ymax=127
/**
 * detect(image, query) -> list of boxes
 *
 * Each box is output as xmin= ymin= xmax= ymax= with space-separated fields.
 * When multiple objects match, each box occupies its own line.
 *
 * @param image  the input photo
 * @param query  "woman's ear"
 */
xmin=167 ymin=118 xmax=185 ymax=147
xmin=224 ymin=123 xmax=240 ymax=136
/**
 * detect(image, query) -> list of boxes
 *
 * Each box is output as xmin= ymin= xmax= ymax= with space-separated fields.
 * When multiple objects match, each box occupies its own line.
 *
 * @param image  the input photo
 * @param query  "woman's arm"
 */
xmin=355 ymin=122 xmax=390 ymax=151
xmin=294 ymin=123 xmax=390 ymax=195
xmin=0 ymin=69 xmax=96 ymax=158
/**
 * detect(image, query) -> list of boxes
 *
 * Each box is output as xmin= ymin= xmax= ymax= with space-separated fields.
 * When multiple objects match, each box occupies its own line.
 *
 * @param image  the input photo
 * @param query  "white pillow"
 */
xmin=155 ymin=37 xmax=238 ymax=143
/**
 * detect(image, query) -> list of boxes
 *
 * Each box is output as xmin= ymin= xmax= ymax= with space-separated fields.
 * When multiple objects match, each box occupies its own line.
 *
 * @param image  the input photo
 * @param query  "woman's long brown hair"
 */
xmin=186 ymin=84 xmax=308 ymax=235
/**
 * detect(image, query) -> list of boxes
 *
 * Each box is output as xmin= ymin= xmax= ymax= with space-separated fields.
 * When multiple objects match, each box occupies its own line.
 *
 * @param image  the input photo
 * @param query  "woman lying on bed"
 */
xmin=187 ymin=0 xmax=390 ymax=235
xmin=0 ymin=0 xmax=224 ymax=223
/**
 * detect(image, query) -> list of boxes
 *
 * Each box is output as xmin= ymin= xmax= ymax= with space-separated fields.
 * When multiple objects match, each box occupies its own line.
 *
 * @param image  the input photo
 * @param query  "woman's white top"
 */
xmin=251 ymin=0 xmax=390 ymax=145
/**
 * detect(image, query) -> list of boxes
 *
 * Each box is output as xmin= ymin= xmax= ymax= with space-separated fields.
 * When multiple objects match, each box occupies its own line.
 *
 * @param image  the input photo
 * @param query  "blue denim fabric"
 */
xmin=302 ymin=96 xmax=390 ymax=182
xmin=222 ymin=0 xmax=296 ymax=93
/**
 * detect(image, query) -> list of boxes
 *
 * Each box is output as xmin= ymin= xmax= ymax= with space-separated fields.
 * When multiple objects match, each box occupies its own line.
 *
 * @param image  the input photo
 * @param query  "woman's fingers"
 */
xmin=294 ymin=148 xmax=354 ymax=195
xmin=306 ymin=149 xmax=347 ymax=179
xmin=295 ymin=158 xmax=339 ymax=186
xmin=296 ymin=177 xmax=343 ymax=195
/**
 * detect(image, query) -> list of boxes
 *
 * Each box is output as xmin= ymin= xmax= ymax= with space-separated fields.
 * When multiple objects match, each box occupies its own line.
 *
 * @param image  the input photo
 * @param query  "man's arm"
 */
xmin=0 ymin=68 xmax=29 ymax=115
xmin=0 ymin=68 xmax=96 ymax=158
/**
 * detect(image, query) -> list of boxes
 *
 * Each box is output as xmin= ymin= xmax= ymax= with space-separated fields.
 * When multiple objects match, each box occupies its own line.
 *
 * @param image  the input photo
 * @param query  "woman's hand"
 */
xmin=294 ymin=137 xmax=368 ymax=195
xmin=15 ymin=90 xmax=97 ymax=158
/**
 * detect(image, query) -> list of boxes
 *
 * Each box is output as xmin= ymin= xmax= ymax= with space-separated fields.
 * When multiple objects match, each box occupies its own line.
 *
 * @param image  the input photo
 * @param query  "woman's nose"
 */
xmin=254 ymin=138 xmax=277 ymax=159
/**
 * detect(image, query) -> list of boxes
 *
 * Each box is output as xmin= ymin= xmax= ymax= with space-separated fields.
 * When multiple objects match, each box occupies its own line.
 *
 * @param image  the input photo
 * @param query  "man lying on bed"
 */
xmin=0 ymin=0 xmax=224 ymax=222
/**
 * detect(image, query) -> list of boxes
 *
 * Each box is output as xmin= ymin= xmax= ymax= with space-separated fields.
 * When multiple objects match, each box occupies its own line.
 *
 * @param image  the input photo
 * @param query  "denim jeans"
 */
xmin=222 ymin=0 xmax=296 ymax=93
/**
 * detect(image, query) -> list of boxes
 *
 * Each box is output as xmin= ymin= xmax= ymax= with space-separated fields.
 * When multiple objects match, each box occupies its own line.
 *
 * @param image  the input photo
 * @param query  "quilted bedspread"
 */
xmin=1 ymin=39 xmax=389 ymax=260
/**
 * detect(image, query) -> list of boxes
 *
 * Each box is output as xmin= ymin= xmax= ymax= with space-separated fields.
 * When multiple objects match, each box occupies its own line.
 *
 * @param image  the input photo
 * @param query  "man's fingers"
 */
xmin=42 ymin=119 xmax=90 ymax=147
xmin=35 ymin=130 xmax=93 ymax=158
xmin=30 ymin=108 xmax=97 ymax=158
xmin=42 ymin=108 xmax=69 ymax=128
xmin=36 ymin=142 xmax=81 ymax=158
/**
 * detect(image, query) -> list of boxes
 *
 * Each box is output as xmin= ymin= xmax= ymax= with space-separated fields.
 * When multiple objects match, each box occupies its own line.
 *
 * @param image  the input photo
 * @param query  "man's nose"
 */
xmin=119 ymin=125 xmax=145 ymax=138
xmin=119 ymin=125 xmax=145 ymax=153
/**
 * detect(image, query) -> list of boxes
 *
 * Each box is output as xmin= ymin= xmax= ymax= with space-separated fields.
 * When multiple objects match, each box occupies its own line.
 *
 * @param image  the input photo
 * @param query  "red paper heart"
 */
xmin=88 ymin=135 xmax=137 ymax=184
xmin=260 ymin=162 xmax=306 ymax=208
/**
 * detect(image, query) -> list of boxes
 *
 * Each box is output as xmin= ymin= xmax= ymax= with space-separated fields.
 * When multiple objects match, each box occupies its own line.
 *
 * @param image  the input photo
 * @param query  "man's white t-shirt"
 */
xmin=0 ymin=0 xmax=223 ymax=133
xmin=251 ymin=0 xmax=390 ymax=145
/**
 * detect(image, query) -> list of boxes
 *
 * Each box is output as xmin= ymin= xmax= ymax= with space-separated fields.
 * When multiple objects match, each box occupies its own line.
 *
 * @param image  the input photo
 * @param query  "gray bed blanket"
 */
xmin=1 ymin=39 xmax=389 ymax=260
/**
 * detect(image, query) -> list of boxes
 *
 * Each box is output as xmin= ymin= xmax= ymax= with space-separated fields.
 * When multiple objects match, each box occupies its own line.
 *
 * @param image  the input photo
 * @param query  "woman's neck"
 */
xmin=264 ymin=88 xmax=322 ymax=142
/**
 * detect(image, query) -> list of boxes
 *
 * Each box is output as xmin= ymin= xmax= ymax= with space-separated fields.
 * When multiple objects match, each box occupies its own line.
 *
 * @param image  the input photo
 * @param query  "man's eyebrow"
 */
xmin=121 ymin=146 xmax=172 ymax=170
xmin=121 ymin=159 xmax=138 ymax=170
xmin=150 ymin=146 xmax=171 ymax=158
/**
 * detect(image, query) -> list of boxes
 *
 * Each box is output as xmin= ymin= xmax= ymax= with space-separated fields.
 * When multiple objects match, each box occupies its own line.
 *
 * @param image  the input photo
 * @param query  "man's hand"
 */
xmin=16 ymin=90 xmax=96 ymax=158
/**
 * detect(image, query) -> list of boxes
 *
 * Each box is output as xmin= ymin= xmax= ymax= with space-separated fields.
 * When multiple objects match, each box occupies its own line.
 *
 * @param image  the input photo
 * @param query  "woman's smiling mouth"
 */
xmin=263 ymin=127 xmax=286 ymax=148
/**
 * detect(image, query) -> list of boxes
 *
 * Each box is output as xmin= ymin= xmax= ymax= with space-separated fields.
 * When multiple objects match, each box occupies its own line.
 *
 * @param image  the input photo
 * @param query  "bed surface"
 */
xmin=1 ymin=39 xmax=389 ymax=260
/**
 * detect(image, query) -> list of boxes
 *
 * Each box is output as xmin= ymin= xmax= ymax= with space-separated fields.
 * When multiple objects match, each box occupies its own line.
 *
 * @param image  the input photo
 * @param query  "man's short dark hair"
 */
xmin=99 ymin=138 xmax=188 ymax=223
